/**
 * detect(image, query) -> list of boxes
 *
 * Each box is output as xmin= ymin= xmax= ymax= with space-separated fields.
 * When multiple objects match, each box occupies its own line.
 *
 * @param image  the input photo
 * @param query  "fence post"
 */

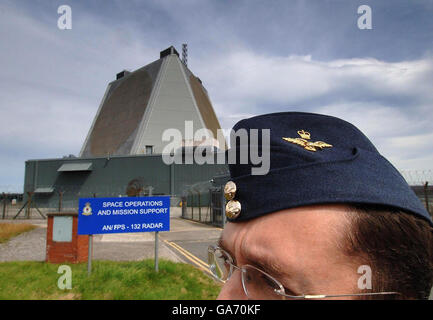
xmin=198 ymin=192 xmax=201 ymax=222
xmin=424 ymin=182 xmax=430 ymax=215
xmin=181 ymin=196 xmax=186 ymax=218
xmin=209 ymin=189 xmax=213 ymax=224
xmin=25 ymin=192 xmax=32 ymax=219
xmin=2 ymin=193 xmax=6 ymax=220
xmin=191 ymin=192 xmax=194 ymax=220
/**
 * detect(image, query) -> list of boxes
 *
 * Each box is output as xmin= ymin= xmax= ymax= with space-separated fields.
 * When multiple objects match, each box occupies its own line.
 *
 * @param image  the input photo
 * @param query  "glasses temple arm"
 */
xmin=276 ymin=291 xmax=401 ymax=299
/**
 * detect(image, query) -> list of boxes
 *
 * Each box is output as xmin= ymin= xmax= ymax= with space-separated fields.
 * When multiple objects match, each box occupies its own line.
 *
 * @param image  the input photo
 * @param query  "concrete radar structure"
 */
xmin=80 ymin=46 xmax=223 ymax=158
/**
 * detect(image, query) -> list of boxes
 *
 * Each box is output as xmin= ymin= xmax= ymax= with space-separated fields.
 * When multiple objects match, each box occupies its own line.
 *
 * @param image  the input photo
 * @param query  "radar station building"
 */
xmin=80 ymin=46 xmax=223 ymax=157
xmin=23 ymin=46 xmax=228 ymax=211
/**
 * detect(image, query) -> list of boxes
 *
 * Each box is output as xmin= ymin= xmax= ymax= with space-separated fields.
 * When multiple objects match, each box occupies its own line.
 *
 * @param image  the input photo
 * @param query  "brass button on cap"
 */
xmin=225 ymin=200 xmax=241 ymax=219
xmin=224 ymin=181 xmax=237 ymax=200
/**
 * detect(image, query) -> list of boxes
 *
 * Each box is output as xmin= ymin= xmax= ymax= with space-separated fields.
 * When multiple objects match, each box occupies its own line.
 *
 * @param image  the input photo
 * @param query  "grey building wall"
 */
xmin=24 ymin=154 xmax=229 ymax=209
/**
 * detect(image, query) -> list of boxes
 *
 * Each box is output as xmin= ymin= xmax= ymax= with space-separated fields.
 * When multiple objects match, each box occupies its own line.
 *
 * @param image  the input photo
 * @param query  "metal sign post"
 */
xmin=155 ymin=231 xmax=159 ymax=272
xmin=87 ymin=234 xmax=93 ymax=275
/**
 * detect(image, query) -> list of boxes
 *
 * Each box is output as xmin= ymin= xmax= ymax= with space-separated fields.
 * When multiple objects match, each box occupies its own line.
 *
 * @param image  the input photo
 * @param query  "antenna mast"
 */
xmin=182 ymin=43 xmax=188 ymax=67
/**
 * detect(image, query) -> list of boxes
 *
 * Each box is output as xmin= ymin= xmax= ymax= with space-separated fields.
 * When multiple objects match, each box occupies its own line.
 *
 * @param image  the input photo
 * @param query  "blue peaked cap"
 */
xmin=225 ymin=112 xmax=432 ymax=226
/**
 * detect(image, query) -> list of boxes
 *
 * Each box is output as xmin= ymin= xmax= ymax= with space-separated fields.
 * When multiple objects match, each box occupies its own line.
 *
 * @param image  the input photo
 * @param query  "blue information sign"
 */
xmin=77 ymin=196 xmax=170 ymax=235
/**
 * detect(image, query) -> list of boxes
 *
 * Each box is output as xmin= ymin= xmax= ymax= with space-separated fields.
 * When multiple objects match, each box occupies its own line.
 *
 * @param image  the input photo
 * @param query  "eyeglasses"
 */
xmin=208 ymin=245 xmax=401 ymax=300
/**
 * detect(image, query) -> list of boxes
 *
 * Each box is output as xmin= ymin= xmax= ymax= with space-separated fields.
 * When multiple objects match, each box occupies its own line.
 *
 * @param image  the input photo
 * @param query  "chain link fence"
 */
xmin=0 ymin=184 xmax=170 ymax=220
xmin=1 ymin=193 xmax=26 ymax=219
xmin=399 ymin=170 xmax=433 ymax=217
xmin=2 ymin=170 xmax=432 ymax=221
xmin=411 ymin=184 xmax=433 ymax=216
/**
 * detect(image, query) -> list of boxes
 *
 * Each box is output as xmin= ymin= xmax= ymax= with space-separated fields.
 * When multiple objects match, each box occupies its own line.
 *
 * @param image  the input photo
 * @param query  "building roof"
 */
xmin=80 ymin=46 xmax=223 ymax=158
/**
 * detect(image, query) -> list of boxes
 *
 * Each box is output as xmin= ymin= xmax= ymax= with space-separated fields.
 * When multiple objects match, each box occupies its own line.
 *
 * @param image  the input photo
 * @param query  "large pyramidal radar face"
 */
xmin=80 ymin=46 xmax=222 ymax=158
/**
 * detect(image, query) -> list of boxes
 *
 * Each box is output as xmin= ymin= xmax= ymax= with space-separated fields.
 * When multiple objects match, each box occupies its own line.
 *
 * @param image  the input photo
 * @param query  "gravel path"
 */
xmin=0 ymin=226 xmax=47 ymax=261
xmin=0 ymin=224 xmax=181 ymax=262
xmin=0 ymin=215 xmax=213 ymax=263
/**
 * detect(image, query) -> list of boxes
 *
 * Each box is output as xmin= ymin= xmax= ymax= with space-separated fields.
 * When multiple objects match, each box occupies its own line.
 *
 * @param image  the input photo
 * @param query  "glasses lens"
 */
xmin=242 ymin=265 xmax=285 ymax=300
xmin=208 ymin=247 xmax=232 ymax=282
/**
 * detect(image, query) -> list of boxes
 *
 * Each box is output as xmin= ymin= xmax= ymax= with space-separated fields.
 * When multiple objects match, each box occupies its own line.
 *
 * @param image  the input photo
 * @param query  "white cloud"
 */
xmin=0 ymin=2 xmax=153 ymax=191
xmin=200 ymin=51 xmax=433 ymax=110
xmin=1 ymin=1 xmax=433 ymax=192
xmin=193 ymin=50 xmax=433 ymax=173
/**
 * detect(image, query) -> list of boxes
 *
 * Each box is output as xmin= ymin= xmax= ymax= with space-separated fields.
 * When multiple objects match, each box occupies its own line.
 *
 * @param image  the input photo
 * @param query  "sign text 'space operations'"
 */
xmin=77 ymin=196 xmax=170 ymax=235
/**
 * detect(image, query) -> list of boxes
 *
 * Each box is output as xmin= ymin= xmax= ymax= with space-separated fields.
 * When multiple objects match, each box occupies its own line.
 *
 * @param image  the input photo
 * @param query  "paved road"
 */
xmin=159 ymin=218 xmax=222 ymax=273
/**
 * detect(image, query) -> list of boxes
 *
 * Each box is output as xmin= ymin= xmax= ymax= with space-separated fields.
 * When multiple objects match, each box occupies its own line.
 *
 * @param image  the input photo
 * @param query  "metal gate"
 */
xmin=181 ymin=187 xmax=226 ymax=228
xmin=209 ymin=187 xmax=225 ymax=228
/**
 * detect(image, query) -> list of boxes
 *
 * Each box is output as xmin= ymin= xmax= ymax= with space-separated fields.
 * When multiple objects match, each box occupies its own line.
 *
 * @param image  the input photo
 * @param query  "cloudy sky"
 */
xmin=1 ymin=0 xmax=433 ymax=192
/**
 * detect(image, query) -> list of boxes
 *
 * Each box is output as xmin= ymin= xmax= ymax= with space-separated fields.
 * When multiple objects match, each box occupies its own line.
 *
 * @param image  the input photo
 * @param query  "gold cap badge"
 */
xmin=282 ymin=130 xmax=332 ymax=152
xmin=224 ymin=181 xmax=241 ymax=219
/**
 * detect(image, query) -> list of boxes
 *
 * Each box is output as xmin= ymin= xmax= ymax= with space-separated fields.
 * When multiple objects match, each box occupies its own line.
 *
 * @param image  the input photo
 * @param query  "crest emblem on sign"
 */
xmin=282 ymin=130 xmax=333 ymax=152
xmin=82 ymin=202 xmax=93 ymax=216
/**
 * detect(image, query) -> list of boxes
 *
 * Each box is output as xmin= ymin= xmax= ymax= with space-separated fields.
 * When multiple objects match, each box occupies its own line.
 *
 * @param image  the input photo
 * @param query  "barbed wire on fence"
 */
xmin=0 ymin=185 xmax=23 ymax=194
xmin=1 ymin=169 xmax=432 ymax=205
xmin=399 ymin=170 xmax=433 ymax=186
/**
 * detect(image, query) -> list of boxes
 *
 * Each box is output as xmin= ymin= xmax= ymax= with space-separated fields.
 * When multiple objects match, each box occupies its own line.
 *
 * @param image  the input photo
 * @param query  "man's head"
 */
xmin=215 ymin=112 xmax=433 ymax=300
xmin=217 ymin=204 xmax=433 ymax=300
xmin=217 ymin=204 xmax=360 ymax=299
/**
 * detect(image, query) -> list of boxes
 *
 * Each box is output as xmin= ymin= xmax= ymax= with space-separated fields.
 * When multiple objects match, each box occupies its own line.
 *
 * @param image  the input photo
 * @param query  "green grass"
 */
xmin=0 ymin=260 xmax=222 ymax=300
xmin=0 ymin=223 xmax=36 ymax=243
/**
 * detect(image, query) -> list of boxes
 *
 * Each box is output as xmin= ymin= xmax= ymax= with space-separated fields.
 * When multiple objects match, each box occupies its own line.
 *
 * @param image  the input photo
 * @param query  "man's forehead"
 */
xmin=219 ymin=204 xmax=350 ymax=260
xmin=218 ymin=219 xmax=300 ymax=282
